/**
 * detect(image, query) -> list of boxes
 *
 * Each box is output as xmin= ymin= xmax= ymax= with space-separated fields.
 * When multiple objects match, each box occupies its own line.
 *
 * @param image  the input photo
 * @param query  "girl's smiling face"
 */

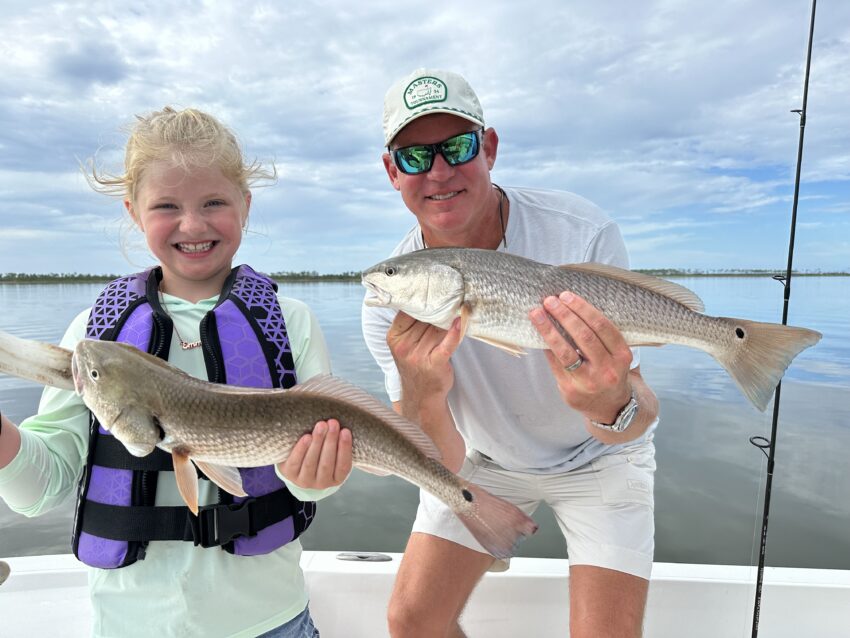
xmin=126 ymin=161 xmax=251 ymax=302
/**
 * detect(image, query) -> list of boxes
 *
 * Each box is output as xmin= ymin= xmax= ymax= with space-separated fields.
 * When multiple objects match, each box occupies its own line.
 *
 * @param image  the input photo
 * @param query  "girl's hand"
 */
xmin=278 ymin=419 xmax=353 ymax=489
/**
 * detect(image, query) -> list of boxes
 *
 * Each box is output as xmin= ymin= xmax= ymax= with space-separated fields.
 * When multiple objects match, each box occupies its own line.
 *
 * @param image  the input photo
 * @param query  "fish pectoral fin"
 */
xmin=470 ymin=334 xmax=526 ymax=357
xmin=459 ymin=303 xmax=472 ymax=342
xmin=194 ymin=461 xmax=247 ymax=498
xmin=355 ymin=462 xmax=392 ymax=477
xmin=173 ymin=451 xmax=200 ymax=515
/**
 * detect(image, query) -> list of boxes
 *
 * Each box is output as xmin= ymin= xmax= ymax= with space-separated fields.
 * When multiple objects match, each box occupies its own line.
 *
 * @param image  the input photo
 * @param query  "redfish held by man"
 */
xmin=0 ymin=329 xmax=537 ymax=559
xmin=362 ymin=247 xmax=822 ymax=412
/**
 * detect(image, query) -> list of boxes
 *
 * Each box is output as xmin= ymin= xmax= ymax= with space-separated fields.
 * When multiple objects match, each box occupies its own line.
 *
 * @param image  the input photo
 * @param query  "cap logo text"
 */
xmin=404 ymin=77 xmax=447 ymax=110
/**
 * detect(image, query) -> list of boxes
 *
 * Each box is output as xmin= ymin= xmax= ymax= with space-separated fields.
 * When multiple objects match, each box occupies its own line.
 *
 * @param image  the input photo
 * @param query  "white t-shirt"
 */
xmin=362 ymin=187 xmax=654 ymax=474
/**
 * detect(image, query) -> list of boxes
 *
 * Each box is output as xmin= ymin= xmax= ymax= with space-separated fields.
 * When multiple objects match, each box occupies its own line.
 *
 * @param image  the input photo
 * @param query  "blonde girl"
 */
xmin=0 ymin=107 xmax=352 ymax=637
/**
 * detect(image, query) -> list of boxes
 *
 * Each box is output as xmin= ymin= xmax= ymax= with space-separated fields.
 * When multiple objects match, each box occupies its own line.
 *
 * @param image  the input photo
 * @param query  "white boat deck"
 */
xmin=2 ymin=552 xmax=849 ymax=637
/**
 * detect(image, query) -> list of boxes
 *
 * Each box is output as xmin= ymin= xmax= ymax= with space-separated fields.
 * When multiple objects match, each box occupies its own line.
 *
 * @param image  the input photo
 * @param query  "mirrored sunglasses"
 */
xmin=391 ymin=129 xmax=483 ymax=175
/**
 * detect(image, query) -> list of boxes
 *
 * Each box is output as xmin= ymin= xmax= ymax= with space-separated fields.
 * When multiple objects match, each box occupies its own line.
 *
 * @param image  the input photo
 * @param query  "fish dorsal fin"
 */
xmin=288 ymin=375 xmax=442 ymax=461
xmin=560 ymin=263 xmax=705 ymax=313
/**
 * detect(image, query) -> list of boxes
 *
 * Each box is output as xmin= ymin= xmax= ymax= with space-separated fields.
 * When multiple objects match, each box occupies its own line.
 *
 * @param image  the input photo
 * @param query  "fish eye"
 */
xmin=385 ymin=266 xmax=396 ymax=276
xmin=90 ymin=369 xmax=99 ymax=380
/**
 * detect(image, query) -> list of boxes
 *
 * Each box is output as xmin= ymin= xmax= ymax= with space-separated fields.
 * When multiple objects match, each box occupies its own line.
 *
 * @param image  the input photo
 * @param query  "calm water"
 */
xmin=0 ymin=277 xmax=848 ymax=569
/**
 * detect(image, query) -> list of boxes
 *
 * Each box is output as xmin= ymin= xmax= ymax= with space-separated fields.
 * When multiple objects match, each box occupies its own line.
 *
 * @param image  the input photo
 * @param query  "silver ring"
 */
xmin=563 ymin=355 xmax=584 ymax=373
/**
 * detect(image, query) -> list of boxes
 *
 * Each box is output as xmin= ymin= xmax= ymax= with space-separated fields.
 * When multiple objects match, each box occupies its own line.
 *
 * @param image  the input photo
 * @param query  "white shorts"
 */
xmin=411 ymin=438 xmax=656 ymax=579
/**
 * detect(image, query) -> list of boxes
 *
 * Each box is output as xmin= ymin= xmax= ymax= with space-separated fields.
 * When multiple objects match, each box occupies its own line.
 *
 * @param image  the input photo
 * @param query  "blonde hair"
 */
xmin=88 ymin=106 xmax=275 ymax=203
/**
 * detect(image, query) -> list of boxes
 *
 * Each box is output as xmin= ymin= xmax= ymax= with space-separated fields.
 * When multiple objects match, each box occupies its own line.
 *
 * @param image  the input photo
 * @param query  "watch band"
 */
xmin=589 ymin=389 xmax=639 ymax=433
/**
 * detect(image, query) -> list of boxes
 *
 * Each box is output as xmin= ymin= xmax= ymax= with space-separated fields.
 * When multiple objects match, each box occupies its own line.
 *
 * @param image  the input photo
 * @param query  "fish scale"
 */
xmin=151 ymin=374 xmax=436 ymax=474
xmin=405 ymin=248 xmax=725 ymax=351
xmin=0 ymin=325 xmax=540 ymax=558
xmin=362 ymin=247 xmax=822 ymax=411
xmin=59 ymin=337 xmax=538 ymax=558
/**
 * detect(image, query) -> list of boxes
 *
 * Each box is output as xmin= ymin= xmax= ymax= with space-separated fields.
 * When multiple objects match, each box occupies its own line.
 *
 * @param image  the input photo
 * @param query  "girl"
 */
xmin=0 ymin=107 xmax=352 ymax=637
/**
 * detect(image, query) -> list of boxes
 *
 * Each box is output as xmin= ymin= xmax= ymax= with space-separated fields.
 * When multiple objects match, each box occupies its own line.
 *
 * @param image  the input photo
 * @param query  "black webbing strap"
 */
xmin=80 ymin=489 xmax=296 ymax=547
xmin=93 ymin=436 xmax=174 ymax=471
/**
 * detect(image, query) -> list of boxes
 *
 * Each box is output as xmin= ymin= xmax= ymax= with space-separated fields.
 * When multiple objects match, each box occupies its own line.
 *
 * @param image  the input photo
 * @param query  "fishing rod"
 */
xmin=748 ymin=1 xmax=817 ymax=635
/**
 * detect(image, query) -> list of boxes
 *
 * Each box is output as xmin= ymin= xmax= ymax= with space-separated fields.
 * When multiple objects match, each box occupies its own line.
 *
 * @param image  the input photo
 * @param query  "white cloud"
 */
xmin=0 ymin=0 xmax=847 ymax=274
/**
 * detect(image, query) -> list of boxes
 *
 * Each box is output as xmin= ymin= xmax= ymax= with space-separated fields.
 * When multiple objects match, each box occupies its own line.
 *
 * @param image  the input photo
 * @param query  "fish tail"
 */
xmin=452 ymin=484 xmax=538 ymax=560
xmin=0 ymin=329 xmax=74 ymax=391
xmin=713 ymin=318 xmax=822 ymax=411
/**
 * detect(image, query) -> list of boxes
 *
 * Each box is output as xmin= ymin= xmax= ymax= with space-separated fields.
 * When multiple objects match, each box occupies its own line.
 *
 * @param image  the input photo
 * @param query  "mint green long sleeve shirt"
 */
xmin=0 ymin=292 xmax=338 ymax=638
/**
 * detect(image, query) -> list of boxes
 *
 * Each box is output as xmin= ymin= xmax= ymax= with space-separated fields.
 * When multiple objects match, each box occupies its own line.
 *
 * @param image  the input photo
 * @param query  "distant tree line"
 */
xmin=633 ymin=268 xmax=849 ymax=277
xmin=269 ymin=270 xmax=361 ymax=282
xmin=0 ymin=270 xmax=363 ymax=283
xmin=1 ymin=268 xmax=846 ymax=284
xmin=0 ymin=272 xmax=121 ymax=283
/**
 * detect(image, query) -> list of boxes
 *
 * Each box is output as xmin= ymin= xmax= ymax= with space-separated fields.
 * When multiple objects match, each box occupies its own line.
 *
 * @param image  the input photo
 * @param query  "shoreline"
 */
xmin=1 ymin=271 xmax=848 ymax=284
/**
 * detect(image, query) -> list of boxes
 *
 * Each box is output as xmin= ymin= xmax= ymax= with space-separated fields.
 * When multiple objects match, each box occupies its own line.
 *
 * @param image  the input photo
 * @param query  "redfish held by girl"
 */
xmin=0 ymin=329 xmax=536 ymax=559
xmin=362 ymin=247 xmax=822 ymax=412
xmin=0 ymin=332 xmax=536 ymax=559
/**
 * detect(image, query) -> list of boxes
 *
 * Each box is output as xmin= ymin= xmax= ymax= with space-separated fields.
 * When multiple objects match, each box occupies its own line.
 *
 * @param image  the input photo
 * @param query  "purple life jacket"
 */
xmin=71 ymin=265 xmax=316 ymax=569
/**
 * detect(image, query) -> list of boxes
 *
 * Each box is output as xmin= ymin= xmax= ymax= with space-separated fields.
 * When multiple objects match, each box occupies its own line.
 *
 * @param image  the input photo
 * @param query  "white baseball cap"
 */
xmin=382 ymin=68 xmax=485 ymax=146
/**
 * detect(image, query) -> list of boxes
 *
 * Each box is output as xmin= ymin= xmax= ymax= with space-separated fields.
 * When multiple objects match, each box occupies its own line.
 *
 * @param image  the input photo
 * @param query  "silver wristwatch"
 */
xmin=589 ymin=390 xmax=639 ymax=433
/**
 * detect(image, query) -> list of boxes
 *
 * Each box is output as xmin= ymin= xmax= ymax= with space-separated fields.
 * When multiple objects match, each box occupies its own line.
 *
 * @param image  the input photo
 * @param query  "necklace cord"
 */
xmin=492 ymin=183 xmax=508 ymax=249
xmin=158 ymin=291 xmax=202 ymax=350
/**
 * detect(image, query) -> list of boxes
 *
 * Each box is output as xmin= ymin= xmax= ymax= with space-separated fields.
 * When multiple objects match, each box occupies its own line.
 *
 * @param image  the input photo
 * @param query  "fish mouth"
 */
xmin=122 ymin=441 xmax=157 ymax=457
xmin=364 ymin=294 xmax=389 ymax=307
xmin=362 ymin=278 xmax=391 ymax=306
xmin=71 ymin=353 xmax=83 ymax=395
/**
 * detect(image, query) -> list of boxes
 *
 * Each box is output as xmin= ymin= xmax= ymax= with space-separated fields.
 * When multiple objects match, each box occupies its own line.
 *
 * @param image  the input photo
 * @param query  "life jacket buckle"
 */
xmin=195 ymin=499 xmax=256 ymax=548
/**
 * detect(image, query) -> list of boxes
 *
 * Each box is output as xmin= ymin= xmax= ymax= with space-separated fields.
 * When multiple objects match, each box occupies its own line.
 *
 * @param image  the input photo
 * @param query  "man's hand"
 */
xmin=386 ymin=311 xmax=467 ymax=471
xmin=278 ymin=419 xmax=353 ymax=489
xmin=387 ymin=311 xmax=463 ymax=406
xmin=530 ymin=291 xmax=634 ymax=425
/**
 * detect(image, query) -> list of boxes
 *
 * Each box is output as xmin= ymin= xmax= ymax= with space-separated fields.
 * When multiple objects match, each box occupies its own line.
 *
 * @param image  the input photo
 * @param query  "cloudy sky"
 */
xmin=0 ymin=0 xmax=847 ymax=276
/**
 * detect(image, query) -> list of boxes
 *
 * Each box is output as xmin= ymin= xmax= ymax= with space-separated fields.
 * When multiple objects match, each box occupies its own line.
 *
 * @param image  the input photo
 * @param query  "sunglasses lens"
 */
xmin=392 ymin=130 xmax=482 ymax=175
xmin=395 ymin=146 xmax=434 ymax=175
xmin=441 ymin=132 xmax=479 ymax=166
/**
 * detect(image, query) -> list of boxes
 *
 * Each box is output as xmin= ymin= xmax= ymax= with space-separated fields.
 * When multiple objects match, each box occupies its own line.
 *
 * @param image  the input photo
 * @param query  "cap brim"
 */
xmin=385 ymin=108 xmax=485 ymax=146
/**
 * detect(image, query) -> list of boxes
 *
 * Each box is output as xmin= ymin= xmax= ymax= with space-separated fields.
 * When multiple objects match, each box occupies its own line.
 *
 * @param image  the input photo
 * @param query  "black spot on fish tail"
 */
xmin=735 ymin=327 xmax=746 ymax=339
xmin=462 ymin=489 xmax=474 ymax=502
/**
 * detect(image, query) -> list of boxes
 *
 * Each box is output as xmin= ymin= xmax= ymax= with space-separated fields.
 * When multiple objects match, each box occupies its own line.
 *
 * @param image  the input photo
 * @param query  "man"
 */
xmin=362 ymin=68 xmax=659 ymax=638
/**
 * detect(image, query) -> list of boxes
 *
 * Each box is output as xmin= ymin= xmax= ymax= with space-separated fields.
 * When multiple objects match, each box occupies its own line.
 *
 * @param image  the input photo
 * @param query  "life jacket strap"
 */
xmin=79 ymin=490 xmax=303 ymax=548
xmin=93 ymin=435 xmax=174 ymax=471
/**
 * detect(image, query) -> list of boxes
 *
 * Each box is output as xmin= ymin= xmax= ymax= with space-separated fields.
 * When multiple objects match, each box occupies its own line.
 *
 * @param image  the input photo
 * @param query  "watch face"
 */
xmin=590 ymin=392 xmax=638 ymax=432
xmin=614 ymin=403 xmax=638 ymax=431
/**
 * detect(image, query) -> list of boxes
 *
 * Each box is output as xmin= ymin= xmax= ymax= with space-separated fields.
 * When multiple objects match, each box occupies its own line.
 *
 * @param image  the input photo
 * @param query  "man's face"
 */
xmin=383 ymin=113 xmax=498 ymax=246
